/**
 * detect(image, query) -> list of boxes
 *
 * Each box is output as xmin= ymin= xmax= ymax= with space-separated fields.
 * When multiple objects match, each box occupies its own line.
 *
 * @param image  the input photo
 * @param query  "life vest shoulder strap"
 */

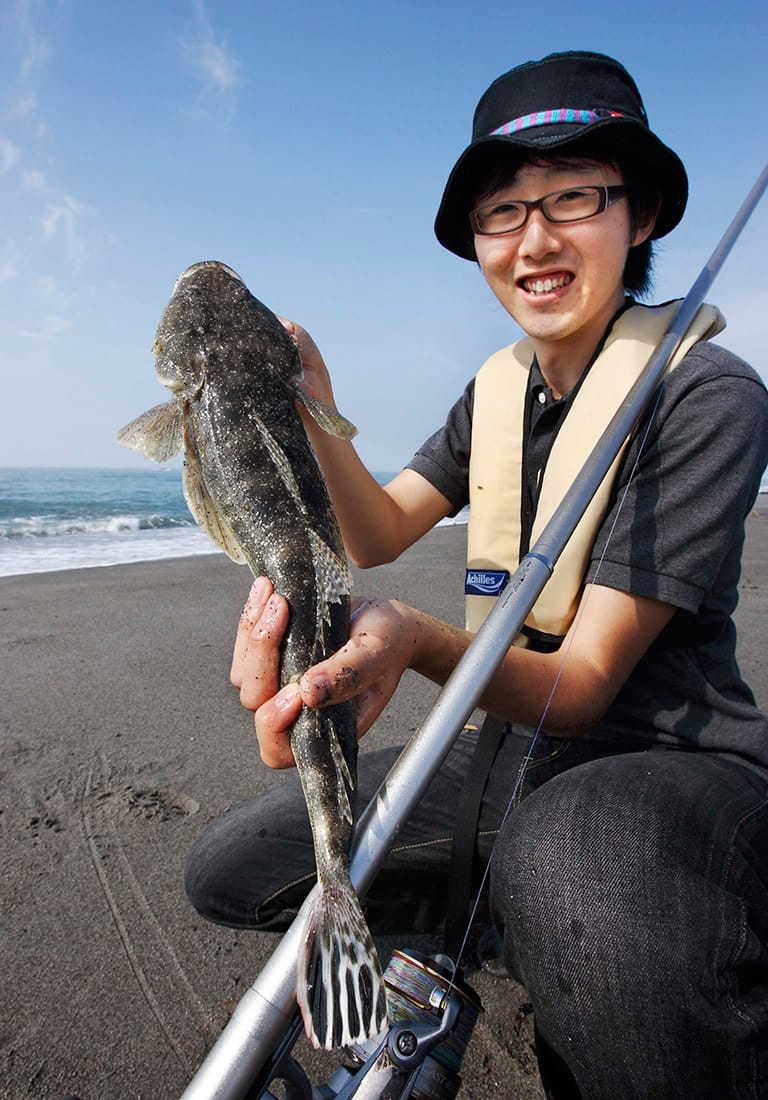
xmin=465 ymin=301 xmax=725 ymax=636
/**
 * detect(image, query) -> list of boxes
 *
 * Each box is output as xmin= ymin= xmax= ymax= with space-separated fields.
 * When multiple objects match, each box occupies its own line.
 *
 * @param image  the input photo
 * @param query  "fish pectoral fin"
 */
xmin=296 ymin=879 xmax=387 ymax=1050
xmin=116 ymin=400 xmax=184 ymax=462
xmin=250 ymin=410 xmax=303 ymax=501
xmin=182 ymin=448 xmax=247 ymax=564
xmin=309 ymin=529 xmax=353 ymax=642
xmin=296 ymin=389 xmax=358 ymax=441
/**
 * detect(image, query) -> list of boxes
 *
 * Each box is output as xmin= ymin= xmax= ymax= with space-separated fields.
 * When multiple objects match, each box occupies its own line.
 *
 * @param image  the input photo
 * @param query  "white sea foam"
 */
xmin=0 ymin=525 xmax=220 ymax=577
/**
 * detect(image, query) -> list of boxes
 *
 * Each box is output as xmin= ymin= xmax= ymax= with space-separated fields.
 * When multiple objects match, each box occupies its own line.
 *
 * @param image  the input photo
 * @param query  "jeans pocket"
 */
xmin=516 ymin=735 xmax=574 ymax=800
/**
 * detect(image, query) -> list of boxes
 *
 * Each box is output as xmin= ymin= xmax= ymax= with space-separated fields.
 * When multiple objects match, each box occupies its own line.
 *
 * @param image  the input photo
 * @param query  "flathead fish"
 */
xmin=117 ymin=260 xmax=386 ymax=1050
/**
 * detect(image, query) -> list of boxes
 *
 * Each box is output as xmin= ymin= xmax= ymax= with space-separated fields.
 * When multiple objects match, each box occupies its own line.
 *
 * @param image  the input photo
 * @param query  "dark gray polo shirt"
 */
xmin=406 ymin=340 xmax=768 ymax=769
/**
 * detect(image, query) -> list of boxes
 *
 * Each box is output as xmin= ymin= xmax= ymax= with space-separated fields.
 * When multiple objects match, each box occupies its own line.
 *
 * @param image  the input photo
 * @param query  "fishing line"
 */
xmin=447 ymin=378 xmax=668 ymax=987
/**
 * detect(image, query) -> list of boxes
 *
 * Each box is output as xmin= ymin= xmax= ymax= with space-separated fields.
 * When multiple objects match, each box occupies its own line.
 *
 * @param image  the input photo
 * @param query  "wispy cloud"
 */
xmin=38 ymin=195 xmax=89 ymax=267
xmin=180 ymin=0 xmax=242 ymax=101
xmin=11 ymin=0 xmax=53 ymax=78
xmin=22 ymin=167 xmax=45 ymax=191
xmin=15 ymin=313 xmax=71 ymax=340
xmin=0 ymin=4 xmax=83 ymax=350
xmin=0 ymin=138 xmax=21 ymax=173
xmin=7 ymin=90 xmax=37 ymax=120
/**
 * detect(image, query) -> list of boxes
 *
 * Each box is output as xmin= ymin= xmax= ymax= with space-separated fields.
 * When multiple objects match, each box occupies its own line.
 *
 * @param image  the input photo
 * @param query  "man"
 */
xmin=186 ymin=52 xmax=768 ymax=1097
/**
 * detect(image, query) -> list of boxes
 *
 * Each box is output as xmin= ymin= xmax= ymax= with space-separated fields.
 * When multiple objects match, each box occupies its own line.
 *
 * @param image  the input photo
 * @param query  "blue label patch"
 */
xmin=465 ymin=568 xmax=510 ymax=597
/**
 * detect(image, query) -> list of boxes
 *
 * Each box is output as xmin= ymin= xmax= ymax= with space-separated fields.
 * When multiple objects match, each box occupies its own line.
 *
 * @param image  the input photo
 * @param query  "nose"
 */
xmin=517 ymin=210 xmax=562 ymax=259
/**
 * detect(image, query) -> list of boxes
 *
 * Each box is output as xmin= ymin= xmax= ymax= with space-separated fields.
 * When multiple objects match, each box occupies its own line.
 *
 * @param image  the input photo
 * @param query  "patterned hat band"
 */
xmin=490 ymin=108 xmax=630 ymax=137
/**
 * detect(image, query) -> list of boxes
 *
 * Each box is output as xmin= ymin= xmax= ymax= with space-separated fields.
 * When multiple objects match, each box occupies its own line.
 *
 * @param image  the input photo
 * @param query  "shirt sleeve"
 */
xmin=405 ymin=378 xmax=475 ymax=514
xmin=586 ymin=343 xmax=768 ymax=613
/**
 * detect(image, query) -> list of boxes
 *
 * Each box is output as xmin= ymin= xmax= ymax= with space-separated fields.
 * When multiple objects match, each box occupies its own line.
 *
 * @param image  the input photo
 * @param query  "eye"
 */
xmin=475 ymin=200 xmax=524 ymax=229
xmin=152 ymin=339 xmax=163 ymax=355
xmin=552 ymin=188 xmax=592 ymax=207
xmin=488 ymin=201 xmax=522 ymax=216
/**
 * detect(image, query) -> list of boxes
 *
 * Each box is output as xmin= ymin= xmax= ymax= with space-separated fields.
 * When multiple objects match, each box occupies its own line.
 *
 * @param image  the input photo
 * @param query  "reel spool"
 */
xmin=330 ymin=949 xmax=482 ymax=1099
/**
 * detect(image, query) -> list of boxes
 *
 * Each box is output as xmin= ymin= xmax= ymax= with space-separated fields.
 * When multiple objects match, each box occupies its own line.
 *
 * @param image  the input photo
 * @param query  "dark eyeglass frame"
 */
xmin=469 ymin=184 xmax=628 ymax=236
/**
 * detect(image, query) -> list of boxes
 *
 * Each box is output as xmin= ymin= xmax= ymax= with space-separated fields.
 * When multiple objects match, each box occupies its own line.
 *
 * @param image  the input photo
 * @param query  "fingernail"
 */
xmin=308 ymin=675 xmax=332 ymax=705
xmin=243 ymin=577 xmax=268 ymax=616
xmin=254 ymin=594 xmax=280 ymax=639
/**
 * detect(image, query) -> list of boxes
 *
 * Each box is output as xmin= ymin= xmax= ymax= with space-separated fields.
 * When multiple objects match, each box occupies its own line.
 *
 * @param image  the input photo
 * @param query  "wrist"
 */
xmin=408 ymin=609 xmax=466 ymax=686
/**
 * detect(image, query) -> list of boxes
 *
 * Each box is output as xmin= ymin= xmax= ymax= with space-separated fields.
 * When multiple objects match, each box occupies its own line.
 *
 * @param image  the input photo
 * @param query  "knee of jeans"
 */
xmin=183 ymin=828 xmax=231 ymax=922
xmin=182 ymin=794 xmax=318 ymax=929
xmin=489 ymin=758 xmax=673 ymax=985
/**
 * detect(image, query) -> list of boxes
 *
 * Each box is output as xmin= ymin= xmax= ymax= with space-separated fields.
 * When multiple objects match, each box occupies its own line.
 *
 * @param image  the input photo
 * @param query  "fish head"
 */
xmin=152 ymin=260 xmax=302 ymax=401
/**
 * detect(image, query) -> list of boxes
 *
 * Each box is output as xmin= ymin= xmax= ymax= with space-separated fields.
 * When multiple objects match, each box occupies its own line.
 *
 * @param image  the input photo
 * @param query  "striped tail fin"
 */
xmin=296 ymin=878 xmax=387 ymax=1050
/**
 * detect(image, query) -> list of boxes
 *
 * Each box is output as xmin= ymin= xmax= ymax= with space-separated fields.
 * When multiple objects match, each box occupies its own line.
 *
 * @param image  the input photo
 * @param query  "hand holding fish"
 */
xmin=231 ymin=577 xmax=298 ymax=768
xmin=279 ymin=318 xmax=335 ymax=407
xmin=233 ymin=578 xmax=423 ymax=763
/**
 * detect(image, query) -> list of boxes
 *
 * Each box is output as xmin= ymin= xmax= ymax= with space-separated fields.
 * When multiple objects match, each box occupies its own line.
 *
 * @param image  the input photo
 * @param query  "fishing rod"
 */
xmin=180 ymin=162 xmax=768 ymax=1100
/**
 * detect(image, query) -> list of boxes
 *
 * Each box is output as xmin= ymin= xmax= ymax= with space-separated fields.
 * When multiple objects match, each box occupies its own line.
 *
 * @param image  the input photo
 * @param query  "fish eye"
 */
xmin=153 ymin=339 xmax=163 ymax=355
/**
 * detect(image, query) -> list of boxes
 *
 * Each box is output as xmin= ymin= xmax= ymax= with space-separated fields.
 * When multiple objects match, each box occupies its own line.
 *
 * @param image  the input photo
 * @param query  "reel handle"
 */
xmin=387 ymin=991 xmax=462 ymax=1071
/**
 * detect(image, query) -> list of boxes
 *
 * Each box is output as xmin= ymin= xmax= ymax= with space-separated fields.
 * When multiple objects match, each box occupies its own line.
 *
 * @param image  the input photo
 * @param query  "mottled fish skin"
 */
xmin=118 ymin=261 xmax=386 ymax=1050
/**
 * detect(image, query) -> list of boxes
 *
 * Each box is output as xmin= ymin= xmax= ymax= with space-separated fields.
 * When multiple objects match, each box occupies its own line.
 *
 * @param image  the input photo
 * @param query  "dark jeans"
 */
xmin=184 ymin=730 xmax=768 ymax=1099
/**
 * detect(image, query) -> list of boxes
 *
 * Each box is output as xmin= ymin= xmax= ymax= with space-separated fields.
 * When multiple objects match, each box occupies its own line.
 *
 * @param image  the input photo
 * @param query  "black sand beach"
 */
xmin=2 ymin=513 xmax=767 ymax=1100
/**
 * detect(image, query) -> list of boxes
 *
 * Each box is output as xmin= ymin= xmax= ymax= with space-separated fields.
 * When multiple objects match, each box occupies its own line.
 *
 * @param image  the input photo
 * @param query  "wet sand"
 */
xmin=1 ymin=510 xmax=766 ymax=1100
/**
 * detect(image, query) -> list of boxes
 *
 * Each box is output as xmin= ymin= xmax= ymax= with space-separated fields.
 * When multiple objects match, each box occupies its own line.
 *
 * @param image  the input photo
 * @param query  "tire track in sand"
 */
xmin=79 ymin=754 xmax=217 ymax=1070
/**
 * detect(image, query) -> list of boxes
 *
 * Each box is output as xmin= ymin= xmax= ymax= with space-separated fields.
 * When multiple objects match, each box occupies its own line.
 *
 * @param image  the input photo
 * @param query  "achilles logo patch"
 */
xmin=465 ymin=569 xmax=509 ymax=597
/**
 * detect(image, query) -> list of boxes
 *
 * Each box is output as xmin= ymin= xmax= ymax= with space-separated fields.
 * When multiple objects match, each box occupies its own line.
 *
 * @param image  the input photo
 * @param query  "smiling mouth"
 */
xmin=520 ymin=273 xmax=574 ymax=296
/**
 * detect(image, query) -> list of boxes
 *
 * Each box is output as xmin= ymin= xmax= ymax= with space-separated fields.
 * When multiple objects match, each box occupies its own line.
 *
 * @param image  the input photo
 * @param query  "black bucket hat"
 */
xmin=434 ymin=51 xmax=688 ymax=260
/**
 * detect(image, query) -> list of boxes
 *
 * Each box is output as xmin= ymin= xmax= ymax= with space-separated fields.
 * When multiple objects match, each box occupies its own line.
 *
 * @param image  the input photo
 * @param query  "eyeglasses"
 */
xmin=469 ymin=185 xmax=627 ymax=237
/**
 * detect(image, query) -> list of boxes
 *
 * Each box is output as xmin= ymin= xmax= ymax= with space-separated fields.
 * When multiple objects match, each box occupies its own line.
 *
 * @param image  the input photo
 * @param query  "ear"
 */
xmin=631 ymin=201 xmax=660 ymax=247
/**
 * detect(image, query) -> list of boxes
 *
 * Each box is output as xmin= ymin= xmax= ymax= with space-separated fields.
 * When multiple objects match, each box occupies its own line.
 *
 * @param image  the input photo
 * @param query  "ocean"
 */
xmin=0 ymin=467 xmax=468 ymax=579
xmin=5 ymin=466 xmax=760 ymax=581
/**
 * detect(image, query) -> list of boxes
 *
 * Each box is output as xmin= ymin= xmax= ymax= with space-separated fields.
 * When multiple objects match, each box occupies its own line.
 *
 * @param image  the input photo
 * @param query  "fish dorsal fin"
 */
xmin=309 ymin=528 xmax=352 ymax=602
xmin=296 ymin=390 xmax=358 ymax=441
xmin=308 ymin=528 xmax=352 ymax=643
xmin=326 ymin=716 xmax=354 ymax=825
xmin=182 ymin=442 xmax=247 ymax=564
xmin=117 ymin=400 xmax=184 ymax=462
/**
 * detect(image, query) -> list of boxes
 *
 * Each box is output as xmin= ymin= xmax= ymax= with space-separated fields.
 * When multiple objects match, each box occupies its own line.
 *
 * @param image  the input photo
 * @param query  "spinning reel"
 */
xmin=252 ymin=950 xmax=482 ymax=1100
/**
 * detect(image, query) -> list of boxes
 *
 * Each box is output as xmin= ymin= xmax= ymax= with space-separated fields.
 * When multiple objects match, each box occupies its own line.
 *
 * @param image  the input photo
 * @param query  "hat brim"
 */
xmin=434 ymin=118 xmax=688 ymax=261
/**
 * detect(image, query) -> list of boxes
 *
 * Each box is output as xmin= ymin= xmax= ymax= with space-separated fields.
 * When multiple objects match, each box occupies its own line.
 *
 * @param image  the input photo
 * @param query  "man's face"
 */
xmin=472 ymin=159 xmax=654 ymax=374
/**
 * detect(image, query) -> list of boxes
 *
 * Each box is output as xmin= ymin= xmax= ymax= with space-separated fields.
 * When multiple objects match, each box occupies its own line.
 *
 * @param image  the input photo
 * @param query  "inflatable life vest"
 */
xmin=465 ymin=301 xmax=725 ymax=640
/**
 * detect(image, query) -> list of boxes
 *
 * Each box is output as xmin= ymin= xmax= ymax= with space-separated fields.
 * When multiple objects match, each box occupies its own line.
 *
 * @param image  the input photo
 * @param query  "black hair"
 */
xmin=471 ymin=145 xmax=662 ymax=297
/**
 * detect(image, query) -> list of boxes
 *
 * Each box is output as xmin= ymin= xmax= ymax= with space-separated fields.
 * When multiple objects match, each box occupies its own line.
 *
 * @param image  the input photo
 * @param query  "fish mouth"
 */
xmin=157 ymin=373 xmax=186 ymax=393
xmin=156 ymin=372 xmax=205 ymax=402
xmin=174 ymin=260 xmax=245 ymax=289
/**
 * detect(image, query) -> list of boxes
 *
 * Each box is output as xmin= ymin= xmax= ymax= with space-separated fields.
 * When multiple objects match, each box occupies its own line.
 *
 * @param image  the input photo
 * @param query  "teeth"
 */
xmin=524 ymin=274 xmax=571 ymax=295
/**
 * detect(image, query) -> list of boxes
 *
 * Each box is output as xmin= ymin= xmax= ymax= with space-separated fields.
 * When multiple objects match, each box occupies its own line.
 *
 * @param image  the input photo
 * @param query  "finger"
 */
xmin=238 ymin=593 xmax=290 ymax=712
xmin=254 ymin=683 xmax=302 ymax=769
xmin=299 ymin=656 xmax=360 ymax=709
xmin=231 ymin=577 xmax=273 ymax=686
xmin=300 ymin=639 xmax=389 ymax=713
xmin=296 ymin=617 xmax=381 ymax=709
xmin=354 ymin=683 xmax=394 ymax=738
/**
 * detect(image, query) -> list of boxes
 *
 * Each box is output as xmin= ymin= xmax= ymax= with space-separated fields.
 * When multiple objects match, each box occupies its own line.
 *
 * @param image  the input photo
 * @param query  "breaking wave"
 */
xmin=0 ymin=513 xmax=194 ymax=540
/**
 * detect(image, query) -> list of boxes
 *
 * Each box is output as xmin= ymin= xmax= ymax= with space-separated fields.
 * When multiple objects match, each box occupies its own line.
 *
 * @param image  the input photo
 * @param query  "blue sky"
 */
xmin=1 ymin=0 xmax=766 ymax=472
